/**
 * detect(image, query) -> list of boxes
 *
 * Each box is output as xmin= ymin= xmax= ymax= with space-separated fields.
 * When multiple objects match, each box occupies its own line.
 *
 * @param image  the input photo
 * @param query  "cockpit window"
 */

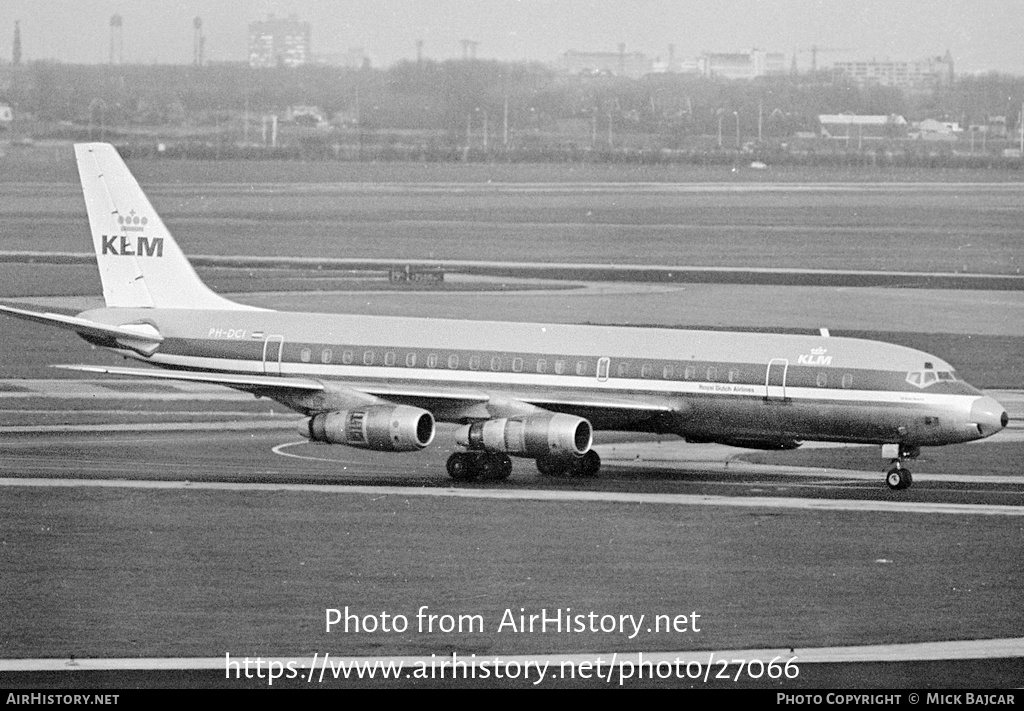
xmin=906 ymin=370 xmax=955 ymax=389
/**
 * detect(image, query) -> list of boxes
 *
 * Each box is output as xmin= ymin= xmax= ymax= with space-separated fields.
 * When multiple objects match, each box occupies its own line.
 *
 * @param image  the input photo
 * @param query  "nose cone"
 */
xmin=970 ymin=396 xmax=1009 ymax=438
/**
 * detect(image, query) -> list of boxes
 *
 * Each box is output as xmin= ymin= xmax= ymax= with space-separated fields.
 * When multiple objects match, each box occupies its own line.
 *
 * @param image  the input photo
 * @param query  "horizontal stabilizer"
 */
xmin=52 ymin=364 xmax=325 ymax=392
xmin=0 ymin=303 xmax=164 ymax=342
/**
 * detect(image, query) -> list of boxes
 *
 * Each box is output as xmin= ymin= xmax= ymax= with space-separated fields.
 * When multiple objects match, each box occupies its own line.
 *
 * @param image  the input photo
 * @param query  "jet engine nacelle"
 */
xmin=455 ymin=413 xmax=592 ymax=458
xmin=300 ymin=405 xmax=435 ymax=452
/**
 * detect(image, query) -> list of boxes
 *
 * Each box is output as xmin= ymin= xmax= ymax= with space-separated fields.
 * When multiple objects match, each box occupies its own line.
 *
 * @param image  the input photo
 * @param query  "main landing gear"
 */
xmin=536 ymin=450 xmax=602 ymax=479
xmin=446 ymin=451 xmax=513 ymax=481
xmin=445 ymin=450 xmax=603 ymax=481
xmin=883 ymin=444 xmax=920 ymax=491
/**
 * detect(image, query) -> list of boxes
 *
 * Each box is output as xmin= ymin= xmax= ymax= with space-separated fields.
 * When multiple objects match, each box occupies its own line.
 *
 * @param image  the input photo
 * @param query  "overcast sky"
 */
xmin=1 ymin=0 xmax=1022 ymax=74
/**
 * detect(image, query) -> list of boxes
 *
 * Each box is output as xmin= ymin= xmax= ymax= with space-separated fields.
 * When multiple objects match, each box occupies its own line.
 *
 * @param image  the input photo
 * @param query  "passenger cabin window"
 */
xmin=663 ymin=365 xmax=674 ymax=379
xmin=707 ymin=367 xmax=718 ymax=382
xmin=321 ymin=349 xmax=332 ymax=364
xmin=684 ymin=365 xmax=696 ymax=380
xmin=842 ymin=374 xmax=853 ymax=389
xmin=576 ymin=360 xmax=588 ymax=376
xmin=427 ymin=354 xmax=438 ymax=368
xmin=555 ymin=360 xmax=566 ymax=375
xmin=641 ymin=363 xmax=653 ymax=378
xmin=300 ymin=348 xmax=311 ymax=363
xmin=816 ymin=372 xmax=828 ymax=388
xmin=363 ymin=351 xmax=376 ymax=366
xmin=537 ymin=359 xmax=548 ymax=374
xmin=617 ymin=362 xmax=630 ymax=377
xmin=469 ymin=355 xmax=480 ymax=370
xmin=447 ymin=354 xmax=459 ymax=369
xmin=405 ymin=353 xmax=417 ymax=368
xmin=728 ymin=368 xmax=740 ymax=383
xmin=491 ymin=357 xmax=502 ymax=372
xmin=512 ymin=358 xmax=523 ymax=373
xmin=342 ymin=350 xmax=353 ymax=365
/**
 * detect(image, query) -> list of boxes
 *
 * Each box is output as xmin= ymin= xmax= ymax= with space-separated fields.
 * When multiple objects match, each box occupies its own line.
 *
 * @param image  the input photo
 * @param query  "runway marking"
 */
xmin=2 ymin=637 xmax=1022 ymax=672
xmin=1 ymin=477 xmax=1021 ymax=516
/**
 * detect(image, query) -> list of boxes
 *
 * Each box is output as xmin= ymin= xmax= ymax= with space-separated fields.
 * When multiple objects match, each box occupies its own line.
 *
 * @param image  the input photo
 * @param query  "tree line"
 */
xmin=3 ymin=59 xmax=1023 ymax=146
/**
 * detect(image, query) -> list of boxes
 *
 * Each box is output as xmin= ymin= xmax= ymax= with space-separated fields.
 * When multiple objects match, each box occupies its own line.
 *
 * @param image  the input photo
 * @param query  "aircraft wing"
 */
xmin=52 ymin=364 xmax=679 ymax=429
xmin=52 ymin=364 xmax=325 ymax=392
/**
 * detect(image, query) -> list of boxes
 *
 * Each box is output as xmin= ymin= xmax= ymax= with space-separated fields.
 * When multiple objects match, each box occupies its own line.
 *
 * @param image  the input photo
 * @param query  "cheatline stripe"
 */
xmin=0 ymin=478 xmax=1020 ymax=516
xmin=1 ymin=637 xmax=1022 ymax=671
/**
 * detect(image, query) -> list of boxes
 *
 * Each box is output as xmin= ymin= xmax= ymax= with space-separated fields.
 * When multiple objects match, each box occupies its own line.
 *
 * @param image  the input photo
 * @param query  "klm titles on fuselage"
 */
xmin=797 ymin=348 xmax=833 ymax=366
xmin=101 ymin=235 xmax=164 ymax=257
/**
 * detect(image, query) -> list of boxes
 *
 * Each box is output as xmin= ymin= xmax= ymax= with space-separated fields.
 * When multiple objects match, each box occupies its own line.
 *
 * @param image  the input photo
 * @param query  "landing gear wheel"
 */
xmin=492 ymin=454 xmax=513 ymax=480
xmin=447 ymin=452 xmax=477 ymax=481
xmin=570 ymin=450 xmax=601 ymax=478
xmin=478 ymin=453 xmax=514 ymax=480
xmin=886 ymin=466 xmax=913 ymax=491
xmin=536 ymin=455 xmax=569 ymax=477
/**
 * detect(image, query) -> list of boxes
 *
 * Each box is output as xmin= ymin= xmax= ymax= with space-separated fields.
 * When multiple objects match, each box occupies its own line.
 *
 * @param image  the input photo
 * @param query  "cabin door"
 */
xmin=263 ymin=335 xmax=285 ymax=375
xmin=765 ymin=358 xmax=789 ymax=400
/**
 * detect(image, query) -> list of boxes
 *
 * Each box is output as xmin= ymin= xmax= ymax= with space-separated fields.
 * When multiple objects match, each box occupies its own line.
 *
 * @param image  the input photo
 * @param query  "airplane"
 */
xmin=0 ymin=143 xmax=1009 ymax=490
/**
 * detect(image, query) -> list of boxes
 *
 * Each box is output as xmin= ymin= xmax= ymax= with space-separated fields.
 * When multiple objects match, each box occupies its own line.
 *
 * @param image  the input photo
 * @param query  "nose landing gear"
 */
xmin=883 ymin=444 xmax=919 ymax=490
xmin=885 ymin=464 xmax=913 ymax=491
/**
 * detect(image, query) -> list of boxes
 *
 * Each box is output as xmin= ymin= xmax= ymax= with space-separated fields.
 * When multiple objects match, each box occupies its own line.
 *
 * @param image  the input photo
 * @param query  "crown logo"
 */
xmin=117 ymin=209 xmax=148 ymax=226
xmin=118 ymin=209 xmax=148 ymax=232
xmin=811 ymin=347 xmax=827 ymax=356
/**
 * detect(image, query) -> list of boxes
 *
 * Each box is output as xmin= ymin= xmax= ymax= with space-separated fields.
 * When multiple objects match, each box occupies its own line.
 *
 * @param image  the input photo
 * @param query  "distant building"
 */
xmin=560 ymin=49 xmax=651 ymax=78
xmin=818 ymin=114 xmax=907 ymax=140
xmin=911 ymin=119 xmax=961 ymax=141
xmin=832 ymin=52 xmax=954 ymax=89
xmin=701 ymin=49 xmax=786 ymax=79
xmin=248 ymin=14 xmax=311 ymax=68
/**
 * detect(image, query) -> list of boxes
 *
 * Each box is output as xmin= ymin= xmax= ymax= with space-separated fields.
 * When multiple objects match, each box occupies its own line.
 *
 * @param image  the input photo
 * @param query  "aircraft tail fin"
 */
xmin=74 ymin=143 xmax=255 ymax=310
